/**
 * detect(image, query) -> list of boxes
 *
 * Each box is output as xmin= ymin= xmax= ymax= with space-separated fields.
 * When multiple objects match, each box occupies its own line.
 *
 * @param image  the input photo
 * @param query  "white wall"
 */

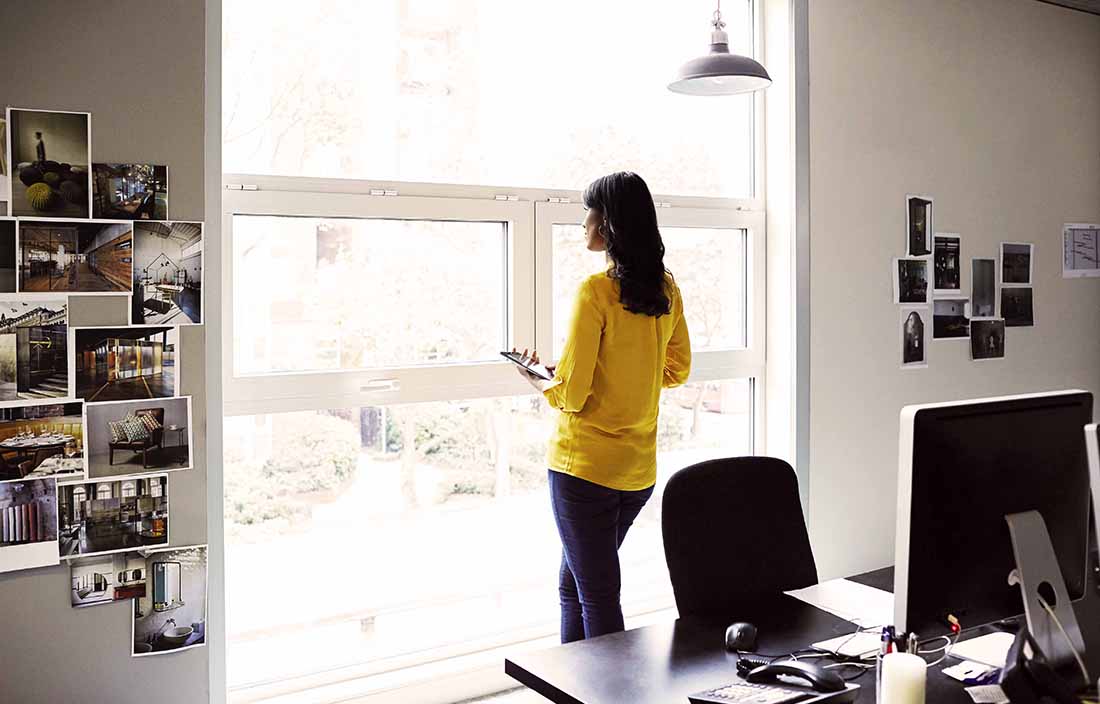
xmin=806 ymin=0 xmax=1100 ymax=578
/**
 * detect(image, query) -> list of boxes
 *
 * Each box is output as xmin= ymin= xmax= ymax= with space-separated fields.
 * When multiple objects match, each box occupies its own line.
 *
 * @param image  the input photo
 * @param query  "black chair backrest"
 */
xmin=662 ymin=456 xmax=818 ymax=623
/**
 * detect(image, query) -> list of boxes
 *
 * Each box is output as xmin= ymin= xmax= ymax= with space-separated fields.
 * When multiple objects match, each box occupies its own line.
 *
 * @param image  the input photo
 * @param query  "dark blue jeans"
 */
xmin=548 ymin=469 xmax=655 ymax=643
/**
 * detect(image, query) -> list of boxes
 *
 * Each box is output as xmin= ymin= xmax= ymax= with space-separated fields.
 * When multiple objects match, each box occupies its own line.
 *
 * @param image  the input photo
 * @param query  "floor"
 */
xmin=21 ymin=262 xmax=128 ymax=292
xmin=77 ymin=368 xmax=175 ymax=401
xmin=460 ymin=689 xmax=544 ymax=704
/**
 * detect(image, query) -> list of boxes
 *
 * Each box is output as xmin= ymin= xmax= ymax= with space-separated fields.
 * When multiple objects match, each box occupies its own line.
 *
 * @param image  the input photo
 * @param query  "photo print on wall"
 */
xmin=1062 ymin=223 xmax=1100 ymax=278
xmin=0 ymin=478 xmax=60 ymax=573
xmin=906 ymin=195 xmax=933 ymax=257
xmin=92 ymin=164 xmax=167 ymax=220
xmin=0 ymin=117 xmax=8 ymax=215
xmin=73 ymin=326 xmax=179 ymax=402
xmin=0 ymin=298 xmax=68 ymax=404
xmin=971 ymin=258 xmax=996 ymax=318
xmin=6 ymin=108 xmax=91 ymax=219
xmin=970 ymin=319 xmax=1006 ymax=361
xmin=131 ymin=221 xmax=203 ymax=325
xmin=932 ymin=298 xmax=970 ymax=340
xmin=1001 ymin=287 xmax=1034 ymax=327
xmin=58 ymin=474 xmax=169 ymax=559
xmin=70 ymin=551 xmax=147 ymax=608
xmin=0 ymin=218 xmax=15 ymax=292
xmin=132 ymin=544 xmax=207 ymax=656
xmin=900 ymin=307 xmax=929 ymax=369
xmin=932 ymin=233 xmax=961 ymax=294
xmin=85 ymin=396 xmax=192 ymax=479
xmin=0 ymin=401 xmax=84 ymax=482
xmin=894 ymin=258 xmax=930 ymax=304
xmin=18 ymin=220 xmax=134 ymax=294
xmin=1000 ymin=242 xmax=1033 ymax=285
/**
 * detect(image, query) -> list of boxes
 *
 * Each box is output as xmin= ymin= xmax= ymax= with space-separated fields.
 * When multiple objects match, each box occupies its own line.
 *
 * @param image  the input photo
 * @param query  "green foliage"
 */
xmin=26 ymin=183 xmax=55 ymax=211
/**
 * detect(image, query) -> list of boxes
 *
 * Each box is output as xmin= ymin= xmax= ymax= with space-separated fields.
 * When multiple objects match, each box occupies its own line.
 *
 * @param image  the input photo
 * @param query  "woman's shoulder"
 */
xmin=580 ymin=271 xmax=615 ymax=298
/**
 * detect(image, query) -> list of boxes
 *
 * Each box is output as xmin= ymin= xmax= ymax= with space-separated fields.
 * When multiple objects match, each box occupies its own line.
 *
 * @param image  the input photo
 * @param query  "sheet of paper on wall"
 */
xmin=1062 ymin=223 xmax=1100 ymax=278
xmin=785 ymin=577 xmax=895 ymax=627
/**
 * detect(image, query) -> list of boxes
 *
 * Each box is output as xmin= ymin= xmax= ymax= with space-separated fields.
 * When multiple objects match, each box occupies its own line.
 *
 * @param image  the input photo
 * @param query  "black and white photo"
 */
xmin=85 ymin=397 xmax=192 ymax=478
xmin=131 ymin=222 xmax=203 ymax=325
xmin=93 ymin=164 xmax=168 ymax=220
xmin=6 ymin=109 xmax=91 ymax=219
xmin=1062 ymin=223 xmax=1099 ymax=278
xmin=894 ymin=258 xmax=929 ymax=304
xmin=0 ymin=478 xmax=59 ymax=573
xmin=58 ymin=475 xmax=168 ymax=558
xmin=933 ymin=233 xmax=960 ymax=293
xmin=132 ymin=544 xmax=207 ymax=656
xmin=906 ymin=195 xmax=932 ymax=256
xmin=1000 ymin=242 xmax=1033 ymax=285
xmin=970 ymin=319 xmax=1006 ymax=361
xmin=1001 ymin=287 xmax=1034 ymax=327
xmin=971 ymin=258 xmax=996 ymax=317
xmin=900 ymin=308 xmax=928 ymax=369
xmin=0 ymin=117 xmax=8 ymax=216
xmin=932 ymin=298 xmax=969 ymax=340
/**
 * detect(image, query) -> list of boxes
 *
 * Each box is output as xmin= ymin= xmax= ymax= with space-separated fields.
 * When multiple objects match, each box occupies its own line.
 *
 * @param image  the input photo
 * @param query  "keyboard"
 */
xmin=688 ymin=681 xmax=816 ymax=704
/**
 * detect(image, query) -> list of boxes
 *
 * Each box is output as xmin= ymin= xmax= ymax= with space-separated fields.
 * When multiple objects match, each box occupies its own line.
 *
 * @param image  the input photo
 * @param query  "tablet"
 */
xmin=501 ymin=351 xmax=554 ymax=381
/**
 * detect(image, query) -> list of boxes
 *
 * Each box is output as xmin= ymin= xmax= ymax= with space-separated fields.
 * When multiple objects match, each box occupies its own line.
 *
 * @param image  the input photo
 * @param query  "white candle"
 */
xmin=880 ymin=652 xmax=925 ymax=704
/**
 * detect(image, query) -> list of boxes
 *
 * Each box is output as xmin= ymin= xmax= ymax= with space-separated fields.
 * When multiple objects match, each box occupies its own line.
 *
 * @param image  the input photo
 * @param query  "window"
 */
xmin=121 ymin=481 xmax=136 ymax=499
xmin=223 ymin=0 xmax=764 ymax=700
xmin=96 ymin=484 xmax=111 ymax=500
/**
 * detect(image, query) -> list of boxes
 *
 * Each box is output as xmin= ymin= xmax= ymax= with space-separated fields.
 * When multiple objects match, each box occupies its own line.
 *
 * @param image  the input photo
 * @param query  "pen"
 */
xmin=907 ymin=632 xmax=918 ymax=654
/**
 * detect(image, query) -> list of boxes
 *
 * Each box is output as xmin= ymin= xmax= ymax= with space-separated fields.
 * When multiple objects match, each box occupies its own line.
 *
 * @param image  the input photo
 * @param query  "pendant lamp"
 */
xmin=668 ymin=1 xmax=771 ymax=96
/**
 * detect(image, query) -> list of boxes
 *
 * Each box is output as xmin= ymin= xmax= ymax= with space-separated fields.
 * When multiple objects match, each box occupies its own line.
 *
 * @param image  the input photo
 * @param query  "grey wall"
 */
xmin=807 ymin=0 xmax=1100 ymax=578
xmin=0 ymin=1 xmax=210 ymax=701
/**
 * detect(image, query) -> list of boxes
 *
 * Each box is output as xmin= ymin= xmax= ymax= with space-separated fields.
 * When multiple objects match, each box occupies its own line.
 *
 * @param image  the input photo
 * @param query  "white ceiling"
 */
xmin=1038 ymin=0 xmax=1100 ymax=14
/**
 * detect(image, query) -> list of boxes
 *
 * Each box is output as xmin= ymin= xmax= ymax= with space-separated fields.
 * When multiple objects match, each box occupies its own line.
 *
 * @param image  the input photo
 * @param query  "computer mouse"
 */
xmin=724 ymin=622 xmax=758 ymax=652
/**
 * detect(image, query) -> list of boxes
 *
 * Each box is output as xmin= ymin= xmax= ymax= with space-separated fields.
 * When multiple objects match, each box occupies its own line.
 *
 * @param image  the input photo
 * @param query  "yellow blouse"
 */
xmin=543 ymin=272 xmax=692 ymax=491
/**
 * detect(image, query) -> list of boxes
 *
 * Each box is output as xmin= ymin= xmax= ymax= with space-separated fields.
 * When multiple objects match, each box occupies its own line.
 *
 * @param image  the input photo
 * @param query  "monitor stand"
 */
xmin=1004 ymin=510 xmax=1087 ymax=674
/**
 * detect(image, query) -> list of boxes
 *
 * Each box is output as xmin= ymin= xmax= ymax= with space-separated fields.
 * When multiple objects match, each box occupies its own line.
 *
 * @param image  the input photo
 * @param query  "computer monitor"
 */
xmin=1087 ymin=423 xmax=1100 ymax=559
xmin=894 ymin=390 xmax=1094 ymax=637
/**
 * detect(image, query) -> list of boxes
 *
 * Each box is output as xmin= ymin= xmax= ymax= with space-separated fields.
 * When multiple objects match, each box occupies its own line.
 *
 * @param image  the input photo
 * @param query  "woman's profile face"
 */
xmin=582 ymin=207 xmax=607 ymax=252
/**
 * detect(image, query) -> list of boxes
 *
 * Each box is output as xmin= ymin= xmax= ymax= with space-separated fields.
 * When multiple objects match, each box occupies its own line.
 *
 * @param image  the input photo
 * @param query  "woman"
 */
xmin=517 ymin=172 xmax=691 ymax=643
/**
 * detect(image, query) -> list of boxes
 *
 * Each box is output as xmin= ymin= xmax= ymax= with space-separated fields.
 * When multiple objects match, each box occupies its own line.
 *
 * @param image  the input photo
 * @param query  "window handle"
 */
xmin=360 ymin=379 xmax=400 ymax=392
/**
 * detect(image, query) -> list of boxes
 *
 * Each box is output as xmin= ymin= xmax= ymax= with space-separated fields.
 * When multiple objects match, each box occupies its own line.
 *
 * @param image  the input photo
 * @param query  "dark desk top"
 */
xmin=505 ymin=565 xmax=1100 ymax=704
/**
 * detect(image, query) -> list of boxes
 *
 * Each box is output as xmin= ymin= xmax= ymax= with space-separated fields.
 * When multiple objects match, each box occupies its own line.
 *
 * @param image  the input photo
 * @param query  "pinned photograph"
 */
xmin=0 ymin=402 xmax=84 ymax=482
xmin=70 ymin=552 xmax=147 ymax=608
xmin=900 ymin=308 xmax=929 ymax=369
xmin=85 ymin=397 xmax=191 ymax=478
xmin=132 ymin=544 xmax=207 ymax=656
xmin=0 ymin=218 xmax=15 ymax=291
xmin=0 ymin=478 xmax=59 ymax=573
xmin=1001 ymin=287 xmax=1034 ymax=327
xmin=970 ymin=319 xmax=1006 ymax=361
xmin=906 ymin=195 xmax=933 ymax=257
xmin=6 ymin=108 xmax=91 ymax=219
xmin=894 ymin=258 xmax=929 ymax=304
xmin=1000 ymin=242 xmax=1033 ymax=285
xmin=74 ymin=326 xmax=178 ymax=402
xmin=0 ymin=117 xmax=8 ymax=215
xmin=92 ymin=164 xmax=167 ymax=220
xmin=132 ymin=222 xmax=203 ymax=325
xmin=971 ymin=258 xmax=996 ymax=318
xmin=58 ymin=475 xmax=168 ymax=558
xmin=932 ymin=299 xmax=969 ymax=340
xmin=0 ymin=298 xmax=68 ymax=403
xmin=18 ymin=220 xmax=133 ymax=293
xmin=933 ymin=233 xmax=961 ymax=293
xmin=1062 ymin=223 xmax=1099 ymax=279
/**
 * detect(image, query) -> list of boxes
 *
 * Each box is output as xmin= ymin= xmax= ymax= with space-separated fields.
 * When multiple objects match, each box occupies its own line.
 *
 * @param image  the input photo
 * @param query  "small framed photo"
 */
xmin=970 ymin=319 xmax=1006 ymax=361
xmin=932 ymin=298 xmax=970 ymax=340
xmin=906 ymin=195 xmax=933 ymax=257
xmin=1001 ymin=287 xmax=1033 ymax=327
xmin=1062 ymin=224 xmax=1099 ymax=278
xmin=932 ymin=233 xmax=961 ymax=294
xmin=894 ymin=258 xmax=929 ymax=304
xmin=1000 ymin=242 xmax=1033 ymax=286
xmin=900 ymin=307 xmax=929 ymax=370
xmin=970 ymin=258 xmax=996 ymax=318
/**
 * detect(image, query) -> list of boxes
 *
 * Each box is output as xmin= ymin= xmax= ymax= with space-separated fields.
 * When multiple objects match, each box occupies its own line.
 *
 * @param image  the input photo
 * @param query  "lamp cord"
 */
xmin=1036 ymin=594 xmax=1091 ymax=686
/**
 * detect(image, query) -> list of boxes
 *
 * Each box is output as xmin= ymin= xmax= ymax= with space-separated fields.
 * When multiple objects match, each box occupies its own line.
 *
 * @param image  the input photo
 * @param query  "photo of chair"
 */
xmin=108 ymin=408 xmax=164 ymax=469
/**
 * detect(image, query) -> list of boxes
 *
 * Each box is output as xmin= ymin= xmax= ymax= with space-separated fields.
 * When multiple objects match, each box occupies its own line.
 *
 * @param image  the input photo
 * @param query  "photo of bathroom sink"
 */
xmin=161 ymin=626 xmax=193 ymax=646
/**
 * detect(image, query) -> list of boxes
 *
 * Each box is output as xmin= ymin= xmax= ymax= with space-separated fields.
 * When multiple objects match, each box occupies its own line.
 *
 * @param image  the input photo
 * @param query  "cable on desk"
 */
xmin=1037 ymin=595 xmax=1091 ymax=686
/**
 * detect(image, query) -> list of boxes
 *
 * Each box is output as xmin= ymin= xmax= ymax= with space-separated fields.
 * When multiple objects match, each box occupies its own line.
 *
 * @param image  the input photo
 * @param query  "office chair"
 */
xmin=662 ymin=457 xmax=817 ymax=623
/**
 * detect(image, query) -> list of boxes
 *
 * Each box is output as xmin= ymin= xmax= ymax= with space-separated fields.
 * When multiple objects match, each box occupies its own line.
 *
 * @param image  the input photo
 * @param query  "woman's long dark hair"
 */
xmin=582 ymin=172 xmax=671 ymax=317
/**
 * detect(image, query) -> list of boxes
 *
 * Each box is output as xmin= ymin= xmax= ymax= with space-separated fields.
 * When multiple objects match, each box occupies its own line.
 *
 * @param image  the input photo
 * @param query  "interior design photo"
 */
xmin=971 ymin=258 xmax=996 ymax=317
xmin=70 ymin=551 xmax=147 ymax=608
xmin=0 ymin=401 xmax=84 ymax=481
xmin=932 ymin=299 xmax=969 ymax=339
xmin=74 ymin=326 xmax=178 ymax=401
xmin=85 ymin=397 xmax=191 ymax=478
xmin=1001 ymin=286 xmax=1034 ymax=327
xmin=58 ymin=475 xmax=168 ymax=558
xmin=18 ymin=220 xmax=133 ymax=293
xmin=895 ymin=258 xmax=929 ymax=304
xmin=900 ymin=308 xmax=927 ymax=368
xmin=970 ymin=319 xmax=1006 ymax=360
xmin=0 ymin=299 xmax=68 ymax=402
xmin=0 ymin=219 xmax=14 ymax=291
xmin=6 ymin=108 xmax=91 ymax=218
xmin=92 ymin=163 xmax=168 ymax=220
xmin=132 ymin=544 xmax=207 ymax=656
xmin=1001 ymin=242 xmax=1033 ymax=285
xmin=0 ymin=117 xmax=8 ymax=216
xmin=0 ymin=478 xmax=59 ymax=573
xmin=906 ymin=196 xmax=932 ymax=256
xmin=933 ymin=234 xmax=960 ymax=292
xmin=131 ymin=222 xmax=203 ymax=325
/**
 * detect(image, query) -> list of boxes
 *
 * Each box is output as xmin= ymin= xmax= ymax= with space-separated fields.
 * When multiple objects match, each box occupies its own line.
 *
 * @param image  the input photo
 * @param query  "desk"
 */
xmin=506 ymin=567 xmax=1100 ymax=703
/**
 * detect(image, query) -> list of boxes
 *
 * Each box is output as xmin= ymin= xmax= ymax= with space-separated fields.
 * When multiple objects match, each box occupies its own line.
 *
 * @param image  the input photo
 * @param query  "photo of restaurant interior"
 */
xmin=0 ymin=402 xmax=83 ymax=481
xmin=58 ymin=476 xmax=168 ymax=557
xmin=132 ymin=222 xmax=202 ymax=325
xmin=92 ymin=164 xmax=167 ymax=220
xmin=75 ymin=326 xmax=177 ymax=401
xmin=18 ymin=221 xmax=133 ymax=293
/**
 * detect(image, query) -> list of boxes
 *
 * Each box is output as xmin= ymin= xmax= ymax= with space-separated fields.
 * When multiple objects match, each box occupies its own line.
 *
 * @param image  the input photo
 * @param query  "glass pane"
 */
xmin=552 ymin=225 xmax=746 ymax=358
xmin=232 ymin=215 xmax=506 ymax=375
xmin=223 ymin=382 xmax=750 ymax=695
xmin=223 ymin=0 xmax=754 ymax=198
